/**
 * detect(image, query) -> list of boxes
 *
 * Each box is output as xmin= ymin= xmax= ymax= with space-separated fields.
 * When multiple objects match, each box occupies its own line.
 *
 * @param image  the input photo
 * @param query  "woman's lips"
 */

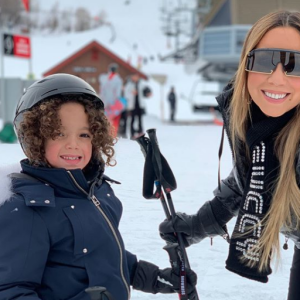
xmin=262 ymin=90 xmax=290 ymax=104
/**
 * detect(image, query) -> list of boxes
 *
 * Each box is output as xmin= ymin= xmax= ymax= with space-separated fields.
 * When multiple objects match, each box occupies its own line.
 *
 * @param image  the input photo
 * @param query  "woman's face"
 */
xmin=247 ymin=27 xmax=300 ymax=117
xmin=44 ymin=102 xmax=93 ymax=169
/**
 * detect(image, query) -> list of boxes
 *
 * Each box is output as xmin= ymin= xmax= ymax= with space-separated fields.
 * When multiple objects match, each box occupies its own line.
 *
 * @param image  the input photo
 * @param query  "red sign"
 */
xmin=22 ymin=0 xmax=30 ymax=12
xmin=3 ymin=34 xmax=31 ymax=58
xmin=14 ymin=35 xmax=31 ymax=58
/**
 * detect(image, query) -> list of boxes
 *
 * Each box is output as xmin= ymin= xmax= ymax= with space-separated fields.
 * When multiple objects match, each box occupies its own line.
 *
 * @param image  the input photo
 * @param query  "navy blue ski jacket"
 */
xmin=0 ymin=159 xmax=137 ymax=300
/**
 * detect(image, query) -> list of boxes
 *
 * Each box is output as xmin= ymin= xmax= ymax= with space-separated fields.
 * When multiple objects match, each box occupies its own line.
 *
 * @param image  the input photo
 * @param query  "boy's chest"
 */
xmin=38 ymin=188 xmax=123 ymax=263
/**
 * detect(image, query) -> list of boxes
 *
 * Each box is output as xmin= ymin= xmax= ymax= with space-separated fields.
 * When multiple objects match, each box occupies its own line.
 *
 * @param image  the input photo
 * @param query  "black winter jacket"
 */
xmin=201 ymin=85 xmax=300 ymax=249
xmin=0 ymin=159 xmax=137 ymax=300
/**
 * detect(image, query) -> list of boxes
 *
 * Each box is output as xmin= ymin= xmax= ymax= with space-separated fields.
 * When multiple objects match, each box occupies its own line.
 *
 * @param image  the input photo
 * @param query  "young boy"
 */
xmin=0 ymin=74 xmax=197 ymax=300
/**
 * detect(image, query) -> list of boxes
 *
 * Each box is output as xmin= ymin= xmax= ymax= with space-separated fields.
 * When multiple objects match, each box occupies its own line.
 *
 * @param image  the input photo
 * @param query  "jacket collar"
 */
xmin=1 ymin=159 xmax=120 ymax=208
xmin=19 ymin=159 xmax=105 ymax=199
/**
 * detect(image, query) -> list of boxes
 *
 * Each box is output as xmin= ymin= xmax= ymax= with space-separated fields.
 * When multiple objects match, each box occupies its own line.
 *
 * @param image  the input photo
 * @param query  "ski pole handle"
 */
xmin=135 ymin=134 xmax=149 ymax=158
xmin=85 ymin=287 xmax=115 ymax=300
xmin=135 ymin=134 xmax=171 ymax=219
xmin=163 ymin=243 xmax=182 ymax=270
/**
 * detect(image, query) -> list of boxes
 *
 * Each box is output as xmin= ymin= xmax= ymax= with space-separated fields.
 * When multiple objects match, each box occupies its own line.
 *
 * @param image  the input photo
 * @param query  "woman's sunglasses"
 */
xmin=245 ymin=48 xmax=300 ymax=77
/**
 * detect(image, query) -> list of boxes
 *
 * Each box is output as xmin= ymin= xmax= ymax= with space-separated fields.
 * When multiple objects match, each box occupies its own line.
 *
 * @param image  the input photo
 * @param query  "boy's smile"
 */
xmin=60 ymin=155 xmax=83 ymax=165
xmin=44 ymin=102 xmax=93 ymax=170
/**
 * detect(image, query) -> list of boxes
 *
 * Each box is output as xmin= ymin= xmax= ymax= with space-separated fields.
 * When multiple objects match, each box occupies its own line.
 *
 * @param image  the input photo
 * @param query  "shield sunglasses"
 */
xmin=245 ymin=48 xmax=300 ymax=77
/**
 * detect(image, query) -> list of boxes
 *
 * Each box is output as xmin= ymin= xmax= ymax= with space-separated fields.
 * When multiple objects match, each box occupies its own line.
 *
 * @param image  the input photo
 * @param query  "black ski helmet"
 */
xmin=14 ymin=73 xmax=104 ymax=150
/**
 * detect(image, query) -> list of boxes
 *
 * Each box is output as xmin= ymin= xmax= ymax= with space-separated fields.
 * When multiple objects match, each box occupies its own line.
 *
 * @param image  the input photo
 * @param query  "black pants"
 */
xmin=170 ymin=103 xmax=176 ymax=121
xmin=287 ymin=246 xmax=300 ymax=300
xmin=130 ymin=111 xmax=143 ymax=137
xmin=118 ymin=111 xmax=128 ymax=137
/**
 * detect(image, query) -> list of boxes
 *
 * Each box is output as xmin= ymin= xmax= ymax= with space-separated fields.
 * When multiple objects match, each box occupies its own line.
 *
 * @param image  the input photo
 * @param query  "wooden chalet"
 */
xmin=43 ymin=40 xmax=148 ymax=92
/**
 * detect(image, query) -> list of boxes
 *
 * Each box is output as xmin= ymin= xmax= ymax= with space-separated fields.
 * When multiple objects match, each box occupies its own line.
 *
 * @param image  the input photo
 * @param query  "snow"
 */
xmin=0 ymin=115 xmax=293 ymax=300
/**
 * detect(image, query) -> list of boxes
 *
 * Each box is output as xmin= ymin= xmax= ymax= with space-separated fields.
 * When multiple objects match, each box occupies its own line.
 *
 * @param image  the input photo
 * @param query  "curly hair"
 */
xmin=18 ymin=95 xmax=116 ymax=167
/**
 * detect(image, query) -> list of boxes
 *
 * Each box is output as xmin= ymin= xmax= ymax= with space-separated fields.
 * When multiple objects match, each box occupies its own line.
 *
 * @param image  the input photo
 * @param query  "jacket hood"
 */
xmin=0 ymin=163 xmax=22 ymax=206
xmin=216 ymin=82 xmax=234 ymax=112
xmin=0 ymin=157 xmax=107 ymax=207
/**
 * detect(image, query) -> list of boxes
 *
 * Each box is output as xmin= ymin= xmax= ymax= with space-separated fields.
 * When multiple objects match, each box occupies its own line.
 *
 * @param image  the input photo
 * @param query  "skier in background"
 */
xmin=124 ymin=73 xmax=151 ymax=139
xmin=99 ymin=63 xmax=124 ymax=134
xmin=167 ymin=86 xmax=176 ymax=122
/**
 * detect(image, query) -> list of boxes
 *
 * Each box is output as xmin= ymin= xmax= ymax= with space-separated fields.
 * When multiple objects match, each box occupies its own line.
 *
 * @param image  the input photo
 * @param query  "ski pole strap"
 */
xmin=142 ymin=139 xmax=177 ymax=199
xmin=135 ymin=134 xmax=162 ymax=199
xmin=147 ymin=129 xmax=177 ymax=192
xmin=142 ymin=144 xmax=160 ymax=199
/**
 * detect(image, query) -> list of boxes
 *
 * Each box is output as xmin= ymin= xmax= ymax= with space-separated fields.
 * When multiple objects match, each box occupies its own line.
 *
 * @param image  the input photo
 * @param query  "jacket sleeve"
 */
xmin=125 ymin=250 xmax=138 ymax=285
xmin=199 ymin=169 xmax=243 ymax=237
xmin=0 ymin=198 xmax=50 ymax=299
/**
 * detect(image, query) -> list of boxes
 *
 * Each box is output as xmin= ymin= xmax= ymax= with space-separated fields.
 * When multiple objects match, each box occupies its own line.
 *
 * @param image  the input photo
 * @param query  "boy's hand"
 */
xmin=132 ymin=260 xmax=197 ymax=299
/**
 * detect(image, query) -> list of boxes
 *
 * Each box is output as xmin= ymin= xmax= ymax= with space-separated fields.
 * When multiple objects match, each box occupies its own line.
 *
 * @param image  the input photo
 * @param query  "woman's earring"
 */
xmin=247 ymin=98 xmax=252 ymax=105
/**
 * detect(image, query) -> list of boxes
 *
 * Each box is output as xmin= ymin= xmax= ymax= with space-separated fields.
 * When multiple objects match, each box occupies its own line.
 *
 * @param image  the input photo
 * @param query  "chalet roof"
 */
xmin=43 ymin=40 xmax=148 ymax=80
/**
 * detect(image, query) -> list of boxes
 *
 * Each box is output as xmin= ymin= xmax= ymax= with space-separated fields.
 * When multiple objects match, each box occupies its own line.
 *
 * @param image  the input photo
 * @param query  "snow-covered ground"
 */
xmin=0 ymin=115 xmax=293 ymax=300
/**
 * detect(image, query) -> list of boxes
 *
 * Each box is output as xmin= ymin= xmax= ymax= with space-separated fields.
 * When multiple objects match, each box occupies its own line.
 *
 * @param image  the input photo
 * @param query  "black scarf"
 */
xmin=226 ymin=103 xmax=295 ymax=283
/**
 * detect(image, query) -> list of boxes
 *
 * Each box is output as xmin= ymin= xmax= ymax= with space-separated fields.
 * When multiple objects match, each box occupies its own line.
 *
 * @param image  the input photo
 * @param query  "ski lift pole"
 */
xmin=135 ymin=130 xmax=199 ymax=300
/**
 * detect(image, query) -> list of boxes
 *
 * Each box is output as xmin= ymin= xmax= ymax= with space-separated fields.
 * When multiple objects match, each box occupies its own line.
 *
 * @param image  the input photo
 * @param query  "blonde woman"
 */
xmin=159 ymin=10 xmax=300 ymax=300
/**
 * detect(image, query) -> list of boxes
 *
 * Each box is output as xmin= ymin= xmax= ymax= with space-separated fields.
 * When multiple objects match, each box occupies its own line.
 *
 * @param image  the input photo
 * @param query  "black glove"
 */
xmin=159 ymin=201 xmax=229 ymax=247
xmin=132 ymin=260 xmax=197 ymax=298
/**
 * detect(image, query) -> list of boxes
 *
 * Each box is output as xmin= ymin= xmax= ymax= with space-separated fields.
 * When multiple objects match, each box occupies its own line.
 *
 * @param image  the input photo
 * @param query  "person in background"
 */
xmin=0 ymin=74 xmax=197 ymax=300
xmin=99 ymin=63 xmax=124 ymax=134
xmin=167 ymin=86 xmax=177 ymax=122
xmin=159 ymin=10 xmax=300 ymax=300
xmin=118 ymin=78 xmax=130 ymax=138
xmin=124 ymin=73 xmax=151 ymax=139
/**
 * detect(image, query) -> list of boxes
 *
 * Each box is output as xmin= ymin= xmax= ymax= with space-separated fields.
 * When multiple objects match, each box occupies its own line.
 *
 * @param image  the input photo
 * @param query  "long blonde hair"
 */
xmin=230 ymin=10 xmax=300 ymax=271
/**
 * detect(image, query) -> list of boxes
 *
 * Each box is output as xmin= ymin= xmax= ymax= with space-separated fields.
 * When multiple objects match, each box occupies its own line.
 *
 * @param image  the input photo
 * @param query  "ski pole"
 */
xmin=136 ymin=135 xmax=183 ymax=273
xmin=135 ymin=130 xmax=199 ymax=300
xmin=147 ymin=128 xmax=199 ymax=300
xmin=146 ymin=129 xmax=192 ymax=269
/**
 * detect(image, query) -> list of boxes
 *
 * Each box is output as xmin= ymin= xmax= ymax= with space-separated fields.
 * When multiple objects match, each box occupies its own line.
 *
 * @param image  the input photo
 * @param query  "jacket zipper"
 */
xmin=67 ymin=171 xmax=130 ymax=299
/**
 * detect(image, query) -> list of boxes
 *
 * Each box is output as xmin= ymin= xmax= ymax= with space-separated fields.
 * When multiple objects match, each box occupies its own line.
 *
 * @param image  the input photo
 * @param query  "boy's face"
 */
xmin=45 ymin=102 xmax=93 ymax=170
